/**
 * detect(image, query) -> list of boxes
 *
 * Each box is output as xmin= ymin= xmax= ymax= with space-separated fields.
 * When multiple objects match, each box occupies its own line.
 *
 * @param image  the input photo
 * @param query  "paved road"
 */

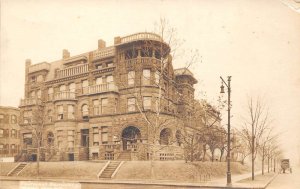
xmin=266 ymin=166 xmax=300 ymax=189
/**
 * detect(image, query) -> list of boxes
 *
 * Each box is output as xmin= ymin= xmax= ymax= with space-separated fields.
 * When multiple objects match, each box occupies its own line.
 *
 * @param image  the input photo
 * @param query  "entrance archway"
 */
xmin=121 ymin=126 xmax=141 ymax=151
xmin=160 ymin=128 xmax=172 ymax=145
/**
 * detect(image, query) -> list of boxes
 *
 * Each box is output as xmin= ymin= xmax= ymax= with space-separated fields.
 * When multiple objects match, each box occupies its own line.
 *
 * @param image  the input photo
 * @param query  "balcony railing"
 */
xmin=20 ymin=98 xmax=41 ymax=107
xmin=56 ymin=64 xmax=88 ymax=78
xmin=125 ymin=57 xmax=161 ymax=67
xmin=83 ymin=83 xmax=118 ymax=95
xmin=28 ymin=62 xmax=50 ymax=73
xmin=54 ymin=91 xmax=76 ymax=101
xmin=120 ymin=32 xmax=163 ymax=44
xmin=93 ymin=47 xmax=115 ymax=61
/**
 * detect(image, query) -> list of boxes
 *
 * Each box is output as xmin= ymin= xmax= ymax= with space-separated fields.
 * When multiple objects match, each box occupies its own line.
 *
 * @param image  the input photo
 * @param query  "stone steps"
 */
xmin=7 ymin=163 xmax=27 ymax=176
xmin=99 ymin=161 xmax=121 ymax=178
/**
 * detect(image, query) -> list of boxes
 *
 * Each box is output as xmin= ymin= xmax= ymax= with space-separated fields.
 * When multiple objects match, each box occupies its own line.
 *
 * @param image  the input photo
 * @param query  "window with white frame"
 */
xmin=106 ymin=75 xmax=113 ymax=83
xmin=93 ymin=127 xmax=99 ymax=146
xmin=67 ymin=105 xmax=75 ymax=119
xmin=69 ymin=83 xmax=75 ymax=92
xmin=59 ymin=85 xmax=66 ymax=92
xmin=23 ymin=110 xmax=32 ymax=123
xmin=128 ymin=71 xmax=135 ymax=85
xmin=0 ymin=129 xmax=3 ymax=137
xmin=82 ymin=80 xmax=89 ymax=94
xmin=48 ymin=87 xmax=54 ymax=100
xmin=143 ymin=69 xmax=151 ymax=85
xmin=37 ymin=75 xmax=43 ymax=82
xmin=101 ymin=126 xmax=108 ymax=144
xmin=11 ymin=144 xmax=16 ymax=153
xmin=67 ymin=130 xmax=74 ymax=149
xmin=11 ymin=115 xmax=17 ymax=124
xmin=143 ymin=96 xmax=151 ymax=110
xmin=47 ymin=109 xmax=52 ymax=122
xmin=11 ymin=129 xmax=16 ymax=138
xmin=93 ymin=100 xmax=99 ymax=115
xmin=96 ymin=77 xmax=103 ymax=85
xmin=127 ymin=98 xmax=136 ymax=112
xmin=57 ymin=105 xmax=63 ymax=120
xmin=101 ymin=98 xmax=108 ymax=114
xmin=37 ymin=89 xmax=41 ymax=98
xmin=82 ymin=104 xmax=89 ymax=116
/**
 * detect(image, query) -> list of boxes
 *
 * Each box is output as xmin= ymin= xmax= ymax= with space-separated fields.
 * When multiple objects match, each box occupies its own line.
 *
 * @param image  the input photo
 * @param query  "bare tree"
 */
xmin=239 ymin=96 xmax=271 ymax=180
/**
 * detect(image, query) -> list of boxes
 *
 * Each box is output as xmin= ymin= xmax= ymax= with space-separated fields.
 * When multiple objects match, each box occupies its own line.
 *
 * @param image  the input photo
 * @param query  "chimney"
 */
xmin=98 ymin=39 xmax=106 ymax=49
xmin=62 ymin=49 xmax=70 ymax=59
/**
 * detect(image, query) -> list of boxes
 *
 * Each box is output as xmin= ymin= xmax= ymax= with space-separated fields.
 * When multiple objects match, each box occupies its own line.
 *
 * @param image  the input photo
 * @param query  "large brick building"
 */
xmin=19 ymin=32 xmax=197 ymax=161
xmin=0 ymin=106 xmax=20 ymax=159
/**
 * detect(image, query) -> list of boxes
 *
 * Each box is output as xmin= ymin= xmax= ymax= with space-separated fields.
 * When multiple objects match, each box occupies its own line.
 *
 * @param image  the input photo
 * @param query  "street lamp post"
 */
xmin=220 ymin=76 xmax=232 ymax=186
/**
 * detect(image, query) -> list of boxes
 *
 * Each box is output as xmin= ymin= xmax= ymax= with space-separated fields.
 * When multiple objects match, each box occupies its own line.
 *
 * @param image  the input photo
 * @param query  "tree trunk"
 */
xmin=37 ymin=140 xmax=40 ymax=177
xmin=268 ymin=156 xmax=270 ymax=173
xmin=211 ymin=149 xmax=215 ymax=162
xmin=262 ymin=156 xmax=264 ymax=175
xmin=202 ymin=145 xmax=206 ymax=162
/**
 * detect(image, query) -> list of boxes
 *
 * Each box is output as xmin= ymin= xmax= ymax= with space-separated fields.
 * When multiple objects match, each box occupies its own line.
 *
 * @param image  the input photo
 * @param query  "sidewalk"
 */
xmin=0 ymin=171 xmax=278 ymax=189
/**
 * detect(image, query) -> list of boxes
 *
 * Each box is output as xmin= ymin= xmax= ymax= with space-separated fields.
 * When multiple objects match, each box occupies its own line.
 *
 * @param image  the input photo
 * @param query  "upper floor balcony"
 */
xmin=92 ymin=46 xmax=115 ymax=61
xmin=125 ymin=57 xmax=161 ymax=68
xmin=119 ymin=32 xmax=163 ymax=45
xmin=54 ymin=91 xmax=76 ymax=101
xmin=28 ymin=62 xmax=50 ymax=74
xmin=83 ymin=83 xmax=118 ymax=95
xmin=56 ymin=64 xmax=88 ymax=78
xmin=20 ymin=98 xmax=41 ymax=107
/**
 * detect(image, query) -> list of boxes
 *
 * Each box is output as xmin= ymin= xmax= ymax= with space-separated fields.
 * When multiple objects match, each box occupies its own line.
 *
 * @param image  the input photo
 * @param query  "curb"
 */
xmin=262 ymin=173 xmax=278 ymax=189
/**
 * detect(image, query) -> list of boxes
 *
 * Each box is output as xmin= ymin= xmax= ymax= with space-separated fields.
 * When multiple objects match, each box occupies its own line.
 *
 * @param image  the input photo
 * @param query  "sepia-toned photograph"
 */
xmin=0 ymin=0 xmax=300 ymax=188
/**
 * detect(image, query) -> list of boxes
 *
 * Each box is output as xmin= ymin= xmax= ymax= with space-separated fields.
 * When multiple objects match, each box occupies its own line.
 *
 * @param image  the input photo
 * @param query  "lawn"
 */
xmin=0 ymin=162 xmax=19 ymax=176
xmin=18 ymin=161 xmax=106 ymax=179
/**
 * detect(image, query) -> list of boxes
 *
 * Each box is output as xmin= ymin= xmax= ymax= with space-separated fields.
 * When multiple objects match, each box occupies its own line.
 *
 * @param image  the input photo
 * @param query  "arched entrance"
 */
xmin=160 ymin=128 xmax=172 ymax=145
xmin=121 ymin=126 xmax=141 ymax=151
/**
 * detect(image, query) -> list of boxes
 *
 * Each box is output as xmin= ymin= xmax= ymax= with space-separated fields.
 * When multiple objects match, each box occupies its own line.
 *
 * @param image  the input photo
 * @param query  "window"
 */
xmin=93 ymin=100 xmax=99 ymax=115
xmin=155 ymin=71 xmax=160 ymax=85
xmin=82 ymin=104 xmax=89 ymax=116
xmin=82 ymin=80 xmax=88 ymax=88
xmin=57 ymin=130 xmax=63 ymax=149
xmin=11 ymin=129 xmax=16 ymax=138
xmin=59 ymin=85 xmax=66 ymax=92
xmin=106 ymin=75 xmax=113 ymax=83
xmin=107 ymin=62 xmax=113 ymax=67
xmin=0 ymin=114 xmax=4 ymax=123
xmin=0 ymin=129 xmax=3 ymax=137
xmin=127 ymin=98 xmax=136 ymax=112
xmin=37 ymin=89 xmax=41 ymax=98
xmin=11 ymin=115 xmax=17 ymax=124
xmin=23 ymin=110 xmax=32 ymax=123
xmin=115 ymin=98 xmax=118 ymax=113
xmin=143 ymin=69 xmax=151 ymax=85
xmin=67 ymin=130 xmax=74 ymax=149
xmin=97 ymin=64 xmax=102 ymax=69
xmin=101 ymin=126 xmax=108 ymax=144
xmin=143 ymin=96 xmax=151 ymax=110
xmin=30 ymin=91 xmax=35 ymax=98
xmin=48 ymin=87 xmax=54 ymax=100
xmin=101 ymin=98 xmax=108 ymax=114
xmin=31 ymin=76 xmax=36 ymax=83
xmin=57 ymin=105 xmax=63 ymax=120
xmin=0 ymin=144 xmax=4 ymax=154
xmin=68 ymin=105 xmax=75 ymax=119
xmin=96 ymin=77 xmax=103 ymax=85
xmin=47 ymin=110 xmax=52 ymax=122
xmin=93 ymin=127 xmax=99 ymax=146
xmin=11 ymin=144 xmax=16 ymax=153
xmin=69 ymin=83 xmax=76 ymax=92
xmin=128 ymin=71 xmax=135 ymax=85
xmin=37 ymin=75 xmax=43 ymax=82
xmin=23 ymin=133 xmax=32 ymax=145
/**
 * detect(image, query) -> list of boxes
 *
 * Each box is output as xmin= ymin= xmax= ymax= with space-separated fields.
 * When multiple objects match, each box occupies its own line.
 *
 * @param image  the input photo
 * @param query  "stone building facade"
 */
xmin=0 ymin=106 xmax=20 ymax=159
xmin=19 ymin=32 xmax=197 ymax=161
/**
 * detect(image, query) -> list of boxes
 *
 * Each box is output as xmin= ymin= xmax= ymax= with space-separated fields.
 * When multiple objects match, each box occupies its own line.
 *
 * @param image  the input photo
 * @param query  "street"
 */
xmin=266 ymin=166 xmax=300 ymax=189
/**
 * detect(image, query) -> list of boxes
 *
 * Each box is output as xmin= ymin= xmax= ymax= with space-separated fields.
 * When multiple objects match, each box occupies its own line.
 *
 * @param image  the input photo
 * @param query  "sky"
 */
xmin=1 ymin=0 xmax=300 ymax=163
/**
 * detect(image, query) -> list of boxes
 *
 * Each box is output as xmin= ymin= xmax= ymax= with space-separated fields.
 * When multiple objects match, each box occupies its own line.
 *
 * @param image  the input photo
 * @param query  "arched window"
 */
xmin=69 ymin=83 xmax=75 ymax=92
xmin=37 ymin=89 xmax=41 ymax=98
xmin=11 ymin=115 xmax=17 ymax=124
xmin=82 ymin=104 xmax=89 ymax=116
xmin=59 ymin=85 xmax=66 ymax=92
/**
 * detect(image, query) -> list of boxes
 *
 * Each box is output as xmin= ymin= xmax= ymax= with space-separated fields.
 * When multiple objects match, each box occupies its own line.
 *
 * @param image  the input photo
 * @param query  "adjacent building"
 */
xmin=19 ymin=32 xmax=197 ymax=161
xmin=0 ymin=106 xmax=20 ymax=159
